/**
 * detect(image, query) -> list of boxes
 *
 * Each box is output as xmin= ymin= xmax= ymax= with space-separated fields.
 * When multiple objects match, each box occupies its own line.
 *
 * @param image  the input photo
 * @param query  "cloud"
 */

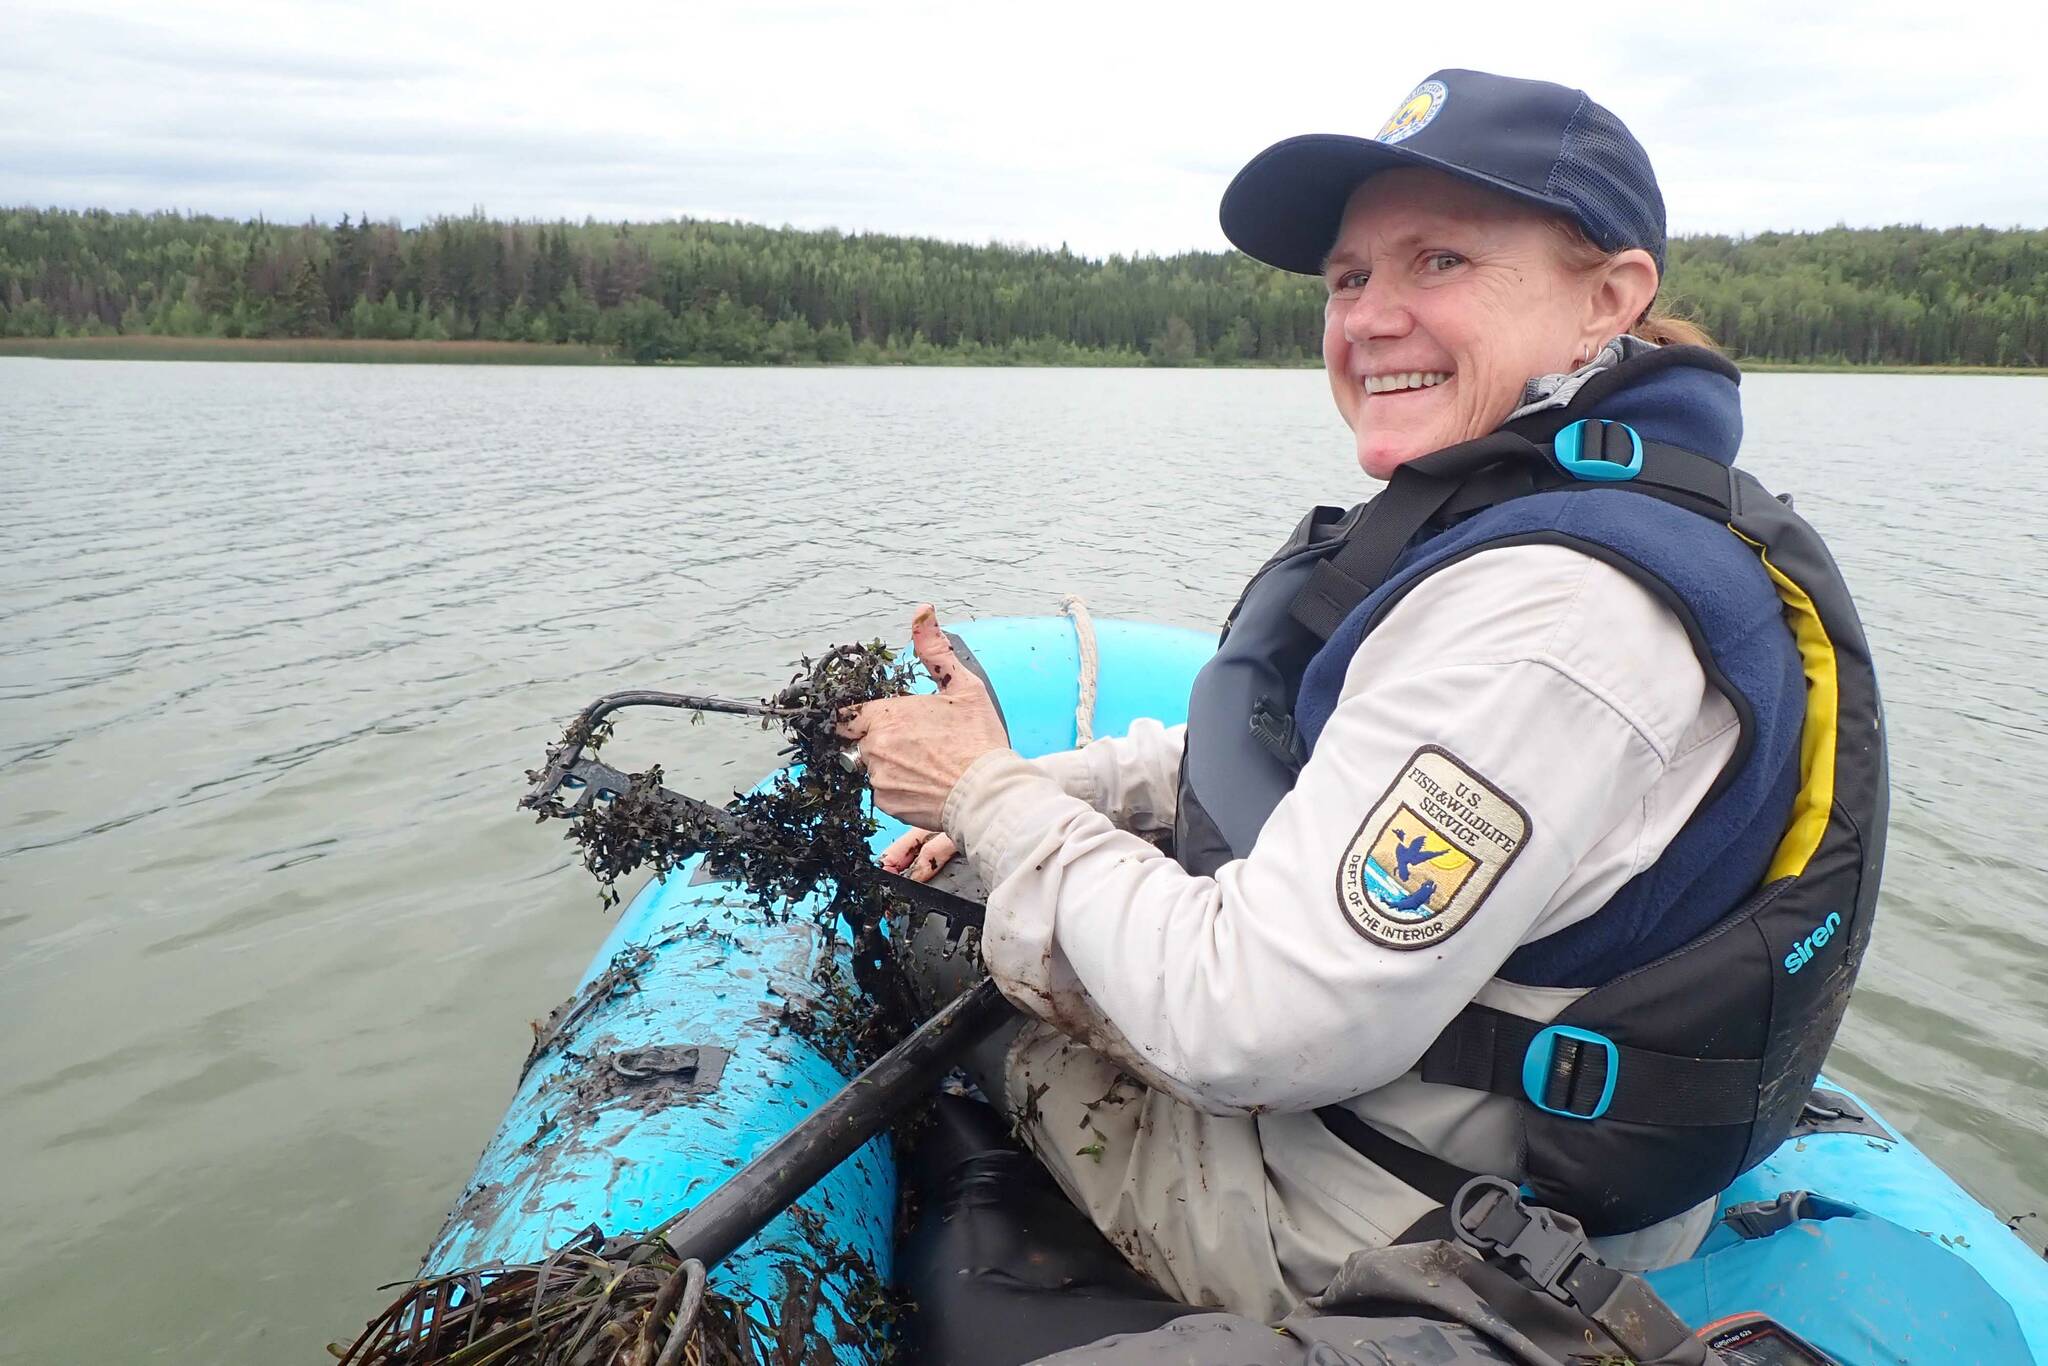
xmin=8 ymin=5 xmax=454 ymax=84
xmin=2 ymin=0 xmax=2043 ymax=254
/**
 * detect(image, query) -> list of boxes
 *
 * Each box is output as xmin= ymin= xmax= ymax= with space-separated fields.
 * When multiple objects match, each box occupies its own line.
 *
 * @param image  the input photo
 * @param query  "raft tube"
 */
xmin=423 ymin=616 xmax=2047 ymax=1363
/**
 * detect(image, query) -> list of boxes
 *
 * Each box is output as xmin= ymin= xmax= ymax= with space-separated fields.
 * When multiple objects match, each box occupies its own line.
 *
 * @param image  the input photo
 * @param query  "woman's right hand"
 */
xmin=879 ymin=827 xmax=958 ymax=882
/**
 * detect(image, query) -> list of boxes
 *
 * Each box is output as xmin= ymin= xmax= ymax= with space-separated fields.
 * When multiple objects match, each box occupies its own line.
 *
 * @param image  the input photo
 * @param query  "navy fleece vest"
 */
xmin=1292 ymin=489 xmax=1804 ymax=989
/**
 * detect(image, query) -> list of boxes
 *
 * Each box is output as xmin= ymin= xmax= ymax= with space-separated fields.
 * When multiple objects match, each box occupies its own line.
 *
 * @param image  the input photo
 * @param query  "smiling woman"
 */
xmin=1317 ymin=168 xmax=1661 ymax=477
xmin=848 ymin=67 xmax=1897 ymax=1335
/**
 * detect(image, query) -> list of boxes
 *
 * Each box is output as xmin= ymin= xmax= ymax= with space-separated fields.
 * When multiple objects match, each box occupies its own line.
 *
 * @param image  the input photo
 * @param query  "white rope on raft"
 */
xmin=1060 ymin=593 xmax=1099 ymax=746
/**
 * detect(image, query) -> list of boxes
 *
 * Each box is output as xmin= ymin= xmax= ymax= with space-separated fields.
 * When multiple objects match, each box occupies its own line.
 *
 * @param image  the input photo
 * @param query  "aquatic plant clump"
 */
xmin=331 ymin=1218 xmax=897 ymax=1366
xmin=335 ymin=641 xmax=927 ymax=1365
xmin=713 ymin=641 xmax=919 ymax=913
xmin=545 ymin=642 xmax=927 ymax=1071
xmin=532 ymin=642 xmax=915 ymax=914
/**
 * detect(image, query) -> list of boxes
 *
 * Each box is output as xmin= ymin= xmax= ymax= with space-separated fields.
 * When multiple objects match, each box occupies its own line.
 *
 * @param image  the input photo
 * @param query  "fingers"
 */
xmin=909 ymin=832 xmax=958 ymax=881
xmin=909 ymin=603 xmax=978 ymax=694
xmin=834 ymin=701 xmax=875 ymax=741
xmin=881 ymin=828 xmax=957 ymax=880
xmin=879 ymin=828 xmax=928 ymax=873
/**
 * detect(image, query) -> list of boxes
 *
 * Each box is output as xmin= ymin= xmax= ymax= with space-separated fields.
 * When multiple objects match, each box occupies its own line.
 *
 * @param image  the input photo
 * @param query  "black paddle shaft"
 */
xmin=658 ymin=976 xmax=1013 ymax=1270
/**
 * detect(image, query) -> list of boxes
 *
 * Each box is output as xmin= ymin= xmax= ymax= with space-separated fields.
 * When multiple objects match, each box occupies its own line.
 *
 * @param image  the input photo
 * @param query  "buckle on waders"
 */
xmin=1449 ymin=1175 xmax=1624 ymax=1312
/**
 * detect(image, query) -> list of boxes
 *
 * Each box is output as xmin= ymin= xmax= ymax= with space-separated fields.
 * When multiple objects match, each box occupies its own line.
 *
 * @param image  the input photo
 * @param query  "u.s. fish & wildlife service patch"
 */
xmin=1336 ymin=745 xmax=1530 ymax=949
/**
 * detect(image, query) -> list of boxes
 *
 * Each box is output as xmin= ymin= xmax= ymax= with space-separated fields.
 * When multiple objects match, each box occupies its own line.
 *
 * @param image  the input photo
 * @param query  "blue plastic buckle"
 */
xmin=1553 ymin=419 xmax=1643 ymax=482
xmin=1522 ymin=1025 xmax=1618 ymax=1120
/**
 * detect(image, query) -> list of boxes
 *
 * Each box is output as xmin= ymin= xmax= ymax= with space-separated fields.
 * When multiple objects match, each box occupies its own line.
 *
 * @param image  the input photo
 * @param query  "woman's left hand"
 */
xmin=837 ymin=604 xmax=1010 ymax=831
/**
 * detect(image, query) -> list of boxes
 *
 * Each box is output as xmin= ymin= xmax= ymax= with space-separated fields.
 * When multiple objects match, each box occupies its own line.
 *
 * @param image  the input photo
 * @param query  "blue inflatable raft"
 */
xmin=422 ymin=616 xmax=2047 ymax=1364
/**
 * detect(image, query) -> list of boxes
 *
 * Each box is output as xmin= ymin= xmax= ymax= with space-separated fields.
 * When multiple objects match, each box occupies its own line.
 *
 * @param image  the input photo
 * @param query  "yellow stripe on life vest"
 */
xmin=1733 ymin=527 xmax=1838 ymax=881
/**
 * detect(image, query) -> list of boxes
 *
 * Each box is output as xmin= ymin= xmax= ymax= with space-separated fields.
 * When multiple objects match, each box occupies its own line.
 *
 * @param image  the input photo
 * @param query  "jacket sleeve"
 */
xmin=1026 ymin=720 xmax=1185 ymax=835
xmin=940 ymin=545 xmax=1725 ymax=1114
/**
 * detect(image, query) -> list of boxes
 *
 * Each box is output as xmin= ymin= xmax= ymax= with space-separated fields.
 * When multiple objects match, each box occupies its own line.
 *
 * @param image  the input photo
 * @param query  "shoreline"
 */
xmin=0 ymin=336 xmax=619 ymax=365
xmin=1737 ymin=360 xmax=2048 ymax=376
xmin=2 ymin=336 xmax=2043 ymax=376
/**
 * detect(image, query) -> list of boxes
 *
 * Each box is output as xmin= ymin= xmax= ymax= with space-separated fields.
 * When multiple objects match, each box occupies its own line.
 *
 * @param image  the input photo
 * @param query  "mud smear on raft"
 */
xmin=335 ymin=643 xmax=927 ymax=1365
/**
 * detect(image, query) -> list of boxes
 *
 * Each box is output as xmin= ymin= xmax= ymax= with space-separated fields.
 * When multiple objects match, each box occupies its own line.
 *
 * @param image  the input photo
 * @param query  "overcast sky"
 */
xmin=6 ymin=0 xmax=2044 ymax=258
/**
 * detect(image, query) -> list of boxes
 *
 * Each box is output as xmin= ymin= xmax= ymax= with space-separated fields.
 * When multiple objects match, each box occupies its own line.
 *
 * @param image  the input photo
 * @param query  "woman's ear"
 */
xmin=1583 ymin=248 xmax=1660 ymax=349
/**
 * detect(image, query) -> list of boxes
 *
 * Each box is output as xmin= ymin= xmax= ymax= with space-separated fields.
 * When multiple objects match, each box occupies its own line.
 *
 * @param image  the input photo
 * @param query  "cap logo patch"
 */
xmin=1336 ymin=745 xmax=1529 ymax=950
xmin=1376 ymin=79 xmax=1448 ymax=145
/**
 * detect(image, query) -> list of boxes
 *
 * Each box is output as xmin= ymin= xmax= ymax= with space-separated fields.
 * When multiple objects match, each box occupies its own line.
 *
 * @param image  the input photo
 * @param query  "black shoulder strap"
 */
xmin=1288 ymin=426 xmax=1739 ymax=644
xmin=1288 ymin=470 xmax=1459 ymax=641
xmin=1288 ymin=432 xmax=1540 ymax=641
xmin=1315 ymin=1101 xmax=1473 ymax=1208
xmin=1316 ymin=1001 xmax=1766 ymax=1221
xmin=1418 ymin=1004 xmax=1761 ymax=1127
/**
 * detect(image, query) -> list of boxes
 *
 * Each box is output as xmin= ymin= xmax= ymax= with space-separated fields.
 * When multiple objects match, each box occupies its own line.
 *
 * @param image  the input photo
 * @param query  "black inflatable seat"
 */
xmin=895 ymin=1094 xmax=1207 ymax=1364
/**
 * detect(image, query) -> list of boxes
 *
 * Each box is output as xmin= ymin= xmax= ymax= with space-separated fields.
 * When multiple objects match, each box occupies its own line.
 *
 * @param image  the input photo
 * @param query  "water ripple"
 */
xmin=0 ymin=360 xmax=2043 ymax=1361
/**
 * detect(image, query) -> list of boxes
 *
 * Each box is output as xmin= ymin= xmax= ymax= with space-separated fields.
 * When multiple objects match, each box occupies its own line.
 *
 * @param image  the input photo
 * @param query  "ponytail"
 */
xmin=1544 ymin=217 xmax=1721 ymax=353
xmin=1631 ymin=309 xmax=1717 ymax=350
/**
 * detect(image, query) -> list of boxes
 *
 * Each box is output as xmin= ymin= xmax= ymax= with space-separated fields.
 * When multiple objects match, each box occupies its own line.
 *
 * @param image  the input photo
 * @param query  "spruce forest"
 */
xmin=3 ymin=207 xmax=2044 ymax=367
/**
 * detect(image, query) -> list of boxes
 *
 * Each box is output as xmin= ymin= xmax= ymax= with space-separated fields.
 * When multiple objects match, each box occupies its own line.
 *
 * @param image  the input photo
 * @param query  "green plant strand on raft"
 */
xmin=334 ymin=641 xmax=921 ymax=1365
xmin=332 ymin=1218 xmax=897 ymax=1366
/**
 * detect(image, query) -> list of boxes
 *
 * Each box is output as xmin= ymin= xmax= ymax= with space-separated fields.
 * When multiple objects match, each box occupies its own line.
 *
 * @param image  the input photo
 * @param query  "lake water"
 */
xmin=2 ymin=360 xmax=2044 ymax=1363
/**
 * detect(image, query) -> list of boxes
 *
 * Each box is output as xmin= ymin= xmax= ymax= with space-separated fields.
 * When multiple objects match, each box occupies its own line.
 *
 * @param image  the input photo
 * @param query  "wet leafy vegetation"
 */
xmin=334 ymin=643 xmax=923 ymax=1365
xmin=542 ymin=643 xmax=927 ymax=1070
xmin=333 ymin=1218 xmax=899 ymax=1366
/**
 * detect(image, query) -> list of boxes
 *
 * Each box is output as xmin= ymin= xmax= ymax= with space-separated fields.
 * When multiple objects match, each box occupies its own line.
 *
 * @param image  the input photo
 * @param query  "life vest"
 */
xmin=1173 ymin=346 xmax=1887 ymax=1236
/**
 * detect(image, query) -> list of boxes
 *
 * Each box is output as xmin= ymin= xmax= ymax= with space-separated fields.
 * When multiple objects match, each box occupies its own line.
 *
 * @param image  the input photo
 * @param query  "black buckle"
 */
xmin=1449 ymin=1175 xmax=1621 ymax=1310
xmin=1722 ymin=1190 xmax=1816 ymax=1240
xmin=1791 ymin=1087 xmax=1889 ymax=1141
xmin=1249 ymin=696 xmax=1304 ymax=771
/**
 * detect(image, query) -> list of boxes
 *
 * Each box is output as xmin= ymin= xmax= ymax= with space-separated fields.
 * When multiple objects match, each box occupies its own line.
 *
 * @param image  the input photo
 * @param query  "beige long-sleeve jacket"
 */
xmin=937 ymin=543 xmax=1739 ymax=1318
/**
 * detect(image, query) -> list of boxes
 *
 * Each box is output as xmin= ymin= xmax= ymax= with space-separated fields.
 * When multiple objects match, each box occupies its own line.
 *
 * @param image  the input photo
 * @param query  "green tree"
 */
xmin=602 ymin=297 xmax=677 ymax=364
xmin=6 ymin=207 xmax=2045 ymax=368
xmin=1211 ymin=317 xmax=1255 ymax=364
xmin=412 ymin=302 xmax=449 ymax=341
xmin=282 ymin=259 xmax=328 ymax=336
xmin=1149 ymin=315 xmax=1199 ymax=366
xmin=815 ymin=320 xmax=855 ymax=363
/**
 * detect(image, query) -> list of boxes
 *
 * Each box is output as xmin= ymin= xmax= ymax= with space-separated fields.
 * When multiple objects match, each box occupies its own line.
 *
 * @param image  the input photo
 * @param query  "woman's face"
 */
xmin=1321 ymin=168 xmax=1617 ymax=479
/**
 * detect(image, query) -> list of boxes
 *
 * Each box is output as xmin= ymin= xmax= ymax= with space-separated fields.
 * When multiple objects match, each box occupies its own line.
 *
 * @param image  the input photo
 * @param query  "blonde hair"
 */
xmin=1544 ymin=219 xmax=1717 ymax=351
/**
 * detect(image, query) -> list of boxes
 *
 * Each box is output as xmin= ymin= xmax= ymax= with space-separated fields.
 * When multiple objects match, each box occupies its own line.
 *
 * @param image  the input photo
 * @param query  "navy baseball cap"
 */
xmin=1220 ymin=69 xmax=1666 ymax=276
